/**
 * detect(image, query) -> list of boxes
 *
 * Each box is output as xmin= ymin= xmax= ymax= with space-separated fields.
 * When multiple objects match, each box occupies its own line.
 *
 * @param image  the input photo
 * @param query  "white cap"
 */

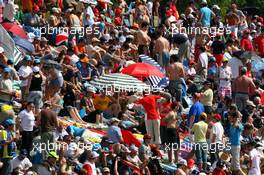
xmin=28 ymin=33 xmax=35 ymax=43
xmin=129 ymin=145 xmax=138 ymax=152
xmin=201 ymin=0 xmax=207 ymax=4
xmin=0 ymin=47 xmax=4 ymax=54
xmin=212 ymin=5 xmax=220 ymax=10
xmin=89 ymin=151 xmax=99 ymax=158
xmin=33 ymin=66 xmax=40 ymax=73
xmin=178 ymin=159 xmax=187 ymax=166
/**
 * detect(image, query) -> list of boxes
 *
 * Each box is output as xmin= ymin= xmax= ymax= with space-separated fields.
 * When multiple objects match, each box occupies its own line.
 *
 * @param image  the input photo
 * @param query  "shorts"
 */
xmin=162 ymin=52 xmax=170 ymax=67
xmin=194 ymin=142 xmax=208 ymax=164
xmin=166 ymin=128 xmax=180 ymax=147
xmin=27 ymin=91 xmax=43 ymax=109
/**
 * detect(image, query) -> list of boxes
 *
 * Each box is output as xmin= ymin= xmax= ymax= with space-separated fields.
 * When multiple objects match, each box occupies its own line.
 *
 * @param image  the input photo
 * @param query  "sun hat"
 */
xmin=33 ymin=66 xmax=40 ymax=73
xmin=212 ymin=5 xmax=220 ymax=10
xmin=24 ymin=55 xmax=32 ymax=61
xmin=102 ymin=167 xmax=110 ymax=173
xmin=110 ymin=118 xmax=121 ymax=124
xmin=222 ymin=57 xmax=229 ymax=62
xmin=48 ymin=151 xmax=59 ymax=160
xmin=241 ymin=66 xmax=247 ymax=74
xmin=80 ymin=56 xmax=89 ymax=64
xmin=2 ymin=119 xmax=15 ymax=126
xmin=219 ymin=152 xmax=231 ymax=162
xmin=129 ymin=145 xmax=138 ymax=152
xmin=178 ymin=159 xmax=187 ymax=166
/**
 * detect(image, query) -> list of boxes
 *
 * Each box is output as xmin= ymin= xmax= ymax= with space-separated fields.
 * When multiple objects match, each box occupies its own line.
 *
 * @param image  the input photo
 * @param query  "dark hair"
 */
xmin=200 ymin=46 xmax=206 ymax=52
xmin=170 ymin=54 xmax=180 ymax=63
xmin=141 ymin=21 xmax=149 ymax=28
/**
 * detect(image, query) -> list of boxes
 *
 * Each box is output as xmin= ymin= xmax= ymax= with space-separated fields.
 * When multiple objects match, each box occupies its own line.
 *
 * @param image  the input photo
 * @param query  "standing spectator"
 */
xmin=18 ymin=102 xmax=35 ymax=157
xmin=254 ymin=28 xmax=264 ymax=57
xmin=191 ymin=112 xmax=208 ymax=171
xmin=218 ymin=57 xmax=232 ymax=101
xmin=172 ymin=33 xmax=191 ymax=62
xmin=188 ymin=93 xmax=205 ymax=128
xmin=27 ymin=66 xmax=43 ymax=115
xmin=167 ymin=54 xmax=185 ymax=102
xmin=196 ymin=46 xmax=208 ymax=80
xmin=40 ymin=109 xmax=58 ymax=156
xmin=241 ymin=29 xmax=253 ymax=52
xmin=200 ymin=81 xmax=213 ymax=116
xmin=228 ymin=112 xmax=244 ymax=174
xmin=211 ymin=35 xmax=225 ymax=67
xmin=154 ymin=30 xmax=170 ymax=68
xmin=228 ymin=51 xmax=243 ymax=80
xmin=139 ymin=134 xmax=152 ymax=162
xmin=18 ymin=56 xmax=32 ymax=101
xmin=233 ymin=67 xmax=256 ymax=111
xmin=199 ymin=0 xmax=215 ymax=27
xmin=209 ymin=114 xmax=224 ymax=166
xmin=135 ymin=93 xmax=161 ymax=145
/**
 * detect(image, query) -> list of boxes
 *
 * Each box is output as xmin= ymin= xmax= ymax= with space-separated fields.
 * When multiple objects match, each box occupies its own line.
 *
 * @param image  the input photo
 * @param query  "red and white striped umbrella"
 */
xmin=55 ymin=32 xmax=68 ymax=46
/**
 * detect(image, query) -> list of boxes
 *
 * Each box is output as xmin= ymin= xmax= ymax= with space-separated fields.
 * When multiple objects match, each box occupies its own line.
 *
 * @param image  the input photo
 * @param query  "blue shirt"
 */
xmin=229 ymin=124 xmax=243 ymax=146
xmin=188 ymin=102 xmax=205 ymax=127
xmin=107 ymin=125 xmax=122 ymax=144
xmin=200 ymin=7 xmax=212 ymax=27
xmin=66 ymin=125 xmax=85 ymax=137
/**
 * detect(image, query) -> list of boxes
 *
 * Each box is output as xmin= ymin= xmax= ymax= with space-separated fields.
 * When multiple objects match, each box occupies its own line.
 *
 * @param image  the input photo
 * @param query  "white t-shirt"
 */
xmin=199 ymin=52 xmax=208 ymax=69
xmin=127 ymin=155 xmax=141 ymax=167
xmin=219 ymin=66 xmax=232 ymax=88
xmin=210 ymin=122 xmax=224 ymax=143
xmin=11 ymin=156 xmax=32 ymax=172
xmin=18 ymin=109 xmax=35 ymax=131
xmin=0 ymin=78 xmax=13 ymax=101
xmin=248 ymin=148 xmax=263 ymax=175
xmin=228 ymin=57 xmax=243 ymax=79
xmin=18 ymin=65 xmax=32 ymax=87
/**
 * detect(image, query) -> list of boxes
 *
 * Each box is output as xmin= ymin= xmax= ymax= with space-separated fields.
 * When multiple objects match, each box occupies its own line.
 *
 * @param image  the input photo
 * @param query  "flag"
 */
xmin=13 ymin=47 xmax=23 ymax=65
xmin=0 ymin=24 xmax=15 ymax=60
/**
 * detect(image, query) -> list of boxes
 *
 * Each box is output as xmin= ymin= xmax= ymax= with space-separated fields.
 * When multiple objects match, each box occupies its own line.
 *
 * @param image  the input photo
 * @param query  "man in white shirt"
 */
xmin=209 ymin=114 xmax=224 ymax=166
xmin=227 ymin=54 xmax=243 ymax=80
xmin=196 ymin=46 xmax=208 ymax=80
xmin=247 ymin=142 xmax=264 ymax=175
xmin=18 ymin=55 xmax=32 ymax=101
xmin=11 ymin=149 xmax=32 ymax=173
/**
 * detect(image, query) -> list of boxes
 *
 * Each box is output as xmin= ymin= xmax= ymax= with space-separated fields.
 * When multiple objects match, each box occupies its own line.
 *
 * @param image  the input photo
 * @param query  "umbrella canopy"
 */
xmin=121 ymin=63 xmax=165 ymax=78
xmin=1 ymin=22 xmax=28 ymax=39
xmin=90 ymin=73 xmax=150 ymax=92
xmin=13 ymin=35 xmax=35 ymax=53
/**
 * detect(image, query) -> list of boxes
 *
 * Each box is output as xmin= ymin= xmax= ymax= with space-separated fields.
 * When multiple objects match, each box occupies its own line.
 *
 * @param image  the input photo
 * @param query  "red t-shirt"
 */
xmin=254 ymin=36 xmax=264 ymax=55
xmin=158 ymin=102 xmax=172 ymax=126
xmin=240 ymin=38 xmax=253 ymax=51
xmin=212 ymin=169 xmax=226 ymax=175
xmin=135 ymin=95 xmax=161 ymax=120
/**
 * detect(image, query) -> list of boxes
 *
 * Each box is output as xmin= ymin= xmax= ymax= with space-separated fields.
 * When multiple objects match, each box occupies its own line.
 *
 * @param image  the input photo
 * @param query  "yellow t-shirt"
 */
xmin=192 ymin=121 xmax=208 ymax=142
xmin=93 ymin=95 xmax=111 ymax=111
xmin=200 ymin=89 xmax=213 ymax=106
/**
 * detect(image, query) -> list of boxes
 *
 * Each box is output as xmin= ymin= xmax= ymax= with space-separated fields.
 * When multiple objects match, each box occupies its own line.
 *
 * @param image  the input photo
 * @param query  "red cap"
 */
xmin=243 ymin=29 xmax=250 ymax=35
xmin=257 ymin=17 xmax=263 ymax=24
xmin=166 ymin=9 xmax=173 ymax=17
xmin=33 ymin=5 xmax=39 ymax=12
xmin=189 ymin=60 xmax=195 ymax=65
xmin=143 ymin=134 xmax=152 ymax=140
xmin=187 ymin=159 xmax=195 ymax=169
xmin=213 ymin=114 xmax=222 ymax=120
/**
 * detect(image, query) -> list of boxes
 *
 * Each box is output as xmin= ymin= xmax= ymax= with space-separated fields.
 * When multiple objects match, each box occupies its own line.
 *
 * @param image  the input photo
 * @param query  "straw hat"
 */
xmin=219 ymin=152 xmax=231 ymax=162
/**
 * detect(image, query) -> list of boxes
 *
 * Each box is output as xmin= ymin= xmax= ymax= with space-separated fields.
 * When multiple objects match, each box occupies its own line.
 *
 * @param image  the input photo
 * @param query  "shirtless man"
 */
xmin=225 ymin=3 xmax=245 ymax=37
xmin=194 ymin=23 xmax=210 ymax=62
xmin=163 ymin=102 xmax=180 ymax=164
xmin=154 ymin=30 xmax=170 ymax=68
xmin=136 ymin=21 xmax=151 ymax=55
xmin=167 ymin=54 xmax=185 ymax=102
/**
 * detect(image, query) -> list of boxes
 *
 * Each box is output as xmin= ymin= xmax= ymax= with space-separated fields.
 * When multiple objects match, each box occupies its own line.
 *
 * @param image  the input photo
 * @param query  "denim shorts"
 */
xmin=194 ymin=142 xmax=208 ymax=164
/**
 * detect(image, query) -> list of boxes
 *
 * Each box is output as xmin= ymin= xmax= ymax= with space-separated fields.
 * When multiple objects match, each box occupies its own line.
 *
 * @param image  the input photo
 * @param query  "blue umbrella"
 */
xmin=13 ymin=35 xmax=35 ymax=53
